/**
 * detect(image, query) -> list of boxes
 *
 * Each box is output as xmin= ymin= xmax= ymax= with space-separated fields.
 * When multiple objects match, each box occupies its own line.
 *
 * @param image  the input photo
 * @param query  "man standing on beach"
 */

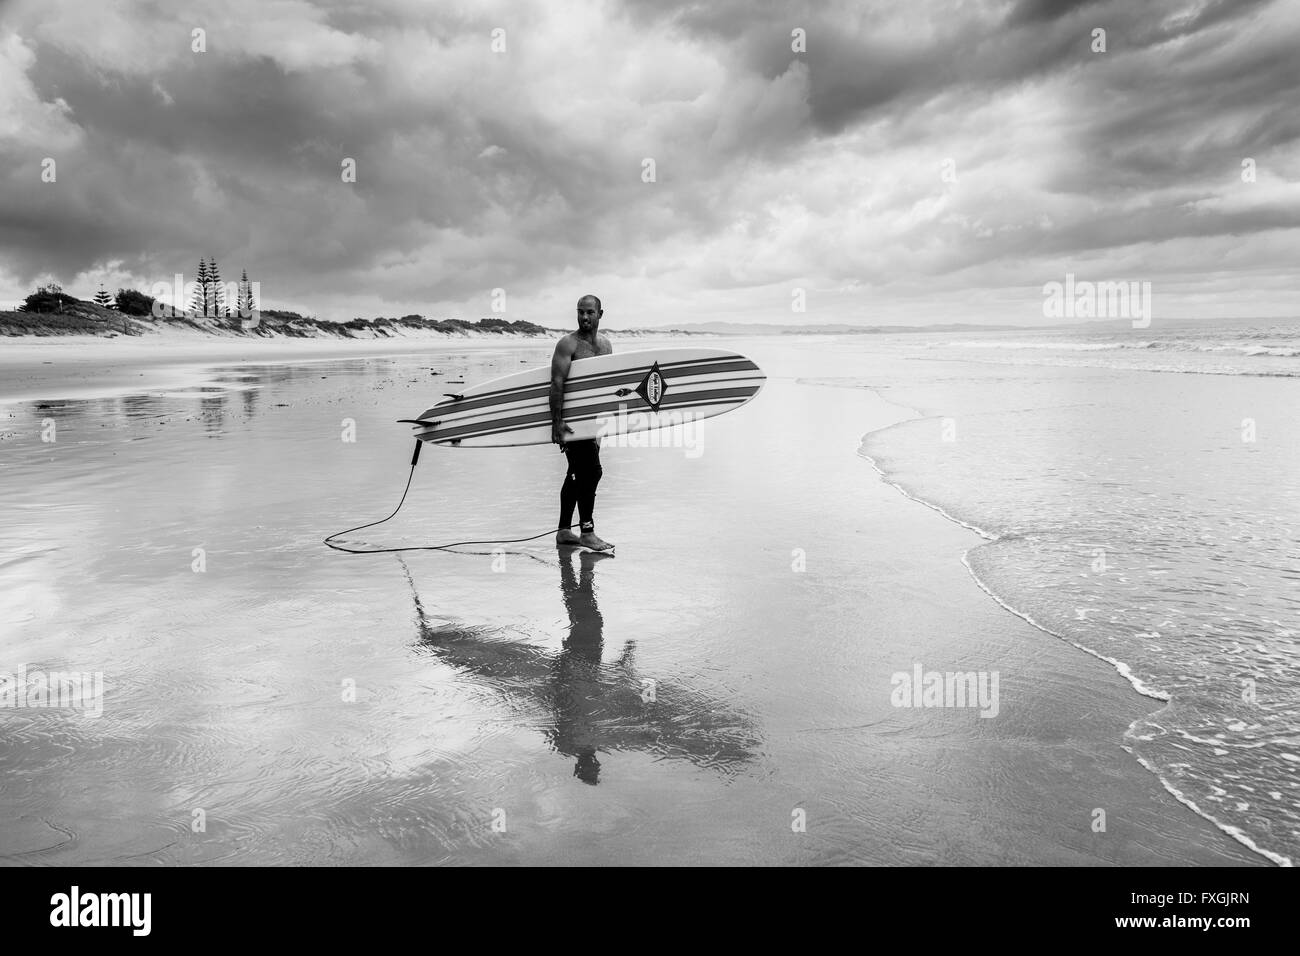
xmin=551 ymin=295 xmax=614 ymax=552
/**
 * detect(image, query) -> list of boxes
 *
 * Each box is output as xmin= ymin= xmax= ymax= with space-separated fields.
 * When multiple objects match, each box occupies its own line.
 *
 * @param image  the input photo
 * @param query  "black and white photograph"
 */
xmin=0 ymin=0 xmax=1295 ymax=899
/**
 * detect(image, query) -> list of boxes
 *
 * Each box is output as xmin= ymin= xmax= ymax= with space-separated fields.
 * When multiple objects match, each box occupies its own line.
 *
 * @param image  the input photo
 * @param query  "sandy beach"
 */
xmin=7 ymin=0 xmax=1300 ymax=919
xmin=0 ymin=334 xmax=1271 ymax=865
xmin=0 ymin=331 xmax=576 ymax=406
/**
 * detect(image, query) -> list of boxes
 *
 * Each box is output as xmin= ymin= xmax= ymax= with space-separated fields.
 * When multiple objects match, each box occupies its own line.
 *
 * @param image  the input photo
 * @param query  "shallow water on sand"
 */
xmin=0 ymin=338 xmax=1273 ymax=865
xmin=852 ymin=332 xmax=1300 ymax=866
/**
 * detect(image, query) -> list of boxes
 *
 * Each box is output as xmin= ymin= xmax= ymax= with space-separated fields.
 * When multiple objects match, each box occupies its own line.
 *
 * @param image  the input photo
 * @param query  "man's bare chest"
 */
xmin=573 ymin=337 xmax=611 ymax=360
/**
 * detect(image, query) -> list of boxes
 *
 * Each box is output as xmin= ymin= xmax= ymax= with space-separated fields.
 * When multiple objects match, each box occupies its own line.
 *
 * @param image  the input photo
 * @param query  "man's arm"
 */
xmin=550 ymin=337 xmax=577 ymax=444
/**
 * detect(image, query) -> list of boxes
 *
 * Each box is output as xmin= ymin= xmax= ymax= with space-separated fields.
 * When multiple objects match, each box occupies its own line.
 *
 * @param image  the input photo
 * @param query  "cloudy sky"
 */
xmin=1 ymin=0 xmax=1297 ymax=327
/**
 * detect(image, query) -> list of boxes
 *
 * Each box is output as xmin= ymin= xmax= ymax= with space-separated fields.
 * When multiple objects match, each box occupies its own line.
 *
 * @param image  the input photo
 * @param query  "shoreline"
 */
xmin=846 ymin=385 xmax=1287 ymax=868
xmin=809 ymin=377 xmax=1267 ymax=866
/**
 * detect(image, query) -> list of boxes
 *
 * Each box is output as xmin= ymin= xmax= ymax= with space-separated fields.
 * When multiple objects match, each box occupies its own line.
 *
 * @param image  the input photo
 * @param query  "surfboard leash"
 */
xmin=323 ymin=439 xmax=581 ymax=555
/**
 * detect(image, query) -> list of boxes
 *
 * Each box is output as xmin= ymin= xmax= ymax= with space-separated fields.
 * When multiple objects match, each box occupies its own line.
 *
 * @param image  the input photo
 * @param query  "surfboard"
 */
xmin=407 ymin=347 xmax=765 ymax=447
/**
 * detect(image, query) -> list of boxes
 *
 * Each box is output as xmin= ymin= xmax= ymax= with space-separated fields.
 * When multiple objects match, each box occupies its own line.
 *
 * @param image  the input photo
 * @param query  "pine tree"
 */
xmin=92 ymin=284 xmax=114 ymax=309
xmin=191 ymin=259 xmax=210 ymax=316
xmin=208 ymin=256 xmax=226 ymax=318
xmin=238 ymin=269 xmax=258 ymax=318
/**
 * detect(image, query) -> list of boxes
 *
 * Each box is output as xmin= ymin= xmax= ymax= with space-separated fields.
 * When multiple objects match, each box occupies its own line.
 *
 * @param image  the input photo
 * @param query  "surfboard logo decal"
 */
xmin=635 ymin=362 xmax=668 ymax=410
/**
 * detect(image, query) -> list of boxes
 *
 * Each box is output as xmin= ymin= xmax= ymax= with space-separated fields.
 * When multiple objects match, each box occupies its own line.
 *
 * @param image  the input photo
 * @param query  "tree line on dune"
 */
xmin=5 ymin=261 xmax=549 ymax=337
xmin=15 ymin=256 xmax=257 ymax=319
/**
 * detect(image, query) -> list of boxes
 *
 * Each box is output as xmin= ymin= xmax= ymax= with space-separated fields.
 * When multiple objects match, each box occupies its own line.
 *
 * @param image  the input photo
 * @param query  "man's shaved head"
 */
xmin=575 ymin=295 xmax=603 ymax=335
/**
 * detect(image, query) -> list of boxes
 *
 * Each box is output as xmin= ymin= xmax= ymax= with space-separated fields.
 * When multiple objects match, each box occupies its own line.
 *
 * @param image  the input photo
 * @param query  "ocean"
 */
xmin=849 ymin=317 xmax=1300 ymax=865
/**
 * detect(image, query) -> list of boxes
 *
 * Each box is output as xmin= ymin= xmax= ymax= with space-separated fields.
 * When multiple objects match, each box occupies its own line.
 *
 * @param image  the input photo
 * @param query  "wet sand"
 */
xmin=0 ymin=332 xmax=563 ymax=406
xmin=0 ymin=337 xmax=1268 ymax=865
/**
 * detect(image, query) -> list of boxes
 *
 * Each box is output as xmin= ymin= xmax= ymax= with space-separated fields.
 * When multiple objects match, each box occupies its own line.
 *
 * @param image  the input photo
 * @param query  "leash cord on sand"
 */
xmin=323 ymin=440 xmax=577 ymax=554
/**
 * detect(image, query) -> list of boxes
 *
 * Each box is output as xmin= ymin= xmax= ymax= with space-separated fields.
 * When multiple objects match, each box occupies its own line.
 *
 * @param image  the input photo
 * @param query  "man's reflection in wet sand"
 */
xmin=407 ymin=552 xmax=759 ymax=783
xmin=552 ymin=550 xmax=617 ymax=783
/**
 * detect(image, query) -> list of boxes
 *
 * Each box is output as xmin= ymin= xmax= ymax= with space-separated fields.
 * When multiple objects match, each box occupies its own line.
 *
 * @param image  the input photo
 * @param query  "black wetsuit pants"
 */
xmin=559 ymin=440 xmax=602 ymax=532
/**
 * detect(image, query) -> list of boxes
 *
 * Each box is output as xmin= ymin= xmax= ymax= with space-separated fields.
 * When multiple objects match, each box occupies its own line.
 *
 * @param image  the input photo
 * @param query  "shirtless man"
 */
xmin=551 ymin=295 xmax=614 ymax=552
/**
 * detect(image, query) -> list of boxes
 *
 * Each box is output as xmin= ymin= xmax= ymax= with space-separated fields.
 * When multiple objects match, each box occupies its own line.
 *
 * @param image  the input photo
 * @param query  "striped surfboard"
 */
xmin=408 ymin=347 xmax=765 ymax=447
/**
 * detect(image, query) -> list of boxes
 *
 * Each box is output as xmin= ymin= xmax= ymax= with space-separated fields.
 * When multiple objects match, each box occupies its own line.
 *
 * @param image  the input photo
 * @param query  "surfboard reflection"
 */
xmin=408 ymin=552 xmax=760 ymax=784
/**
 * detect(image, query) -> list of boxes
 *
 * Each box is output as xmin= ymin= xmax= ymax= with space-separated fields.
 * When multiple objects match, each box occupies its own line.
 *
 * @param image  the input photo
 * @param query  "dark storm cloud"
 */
xmin=1006 ymin=0 xmax=1107 ymax=27
xmin=1050 ymin=0 xmax=1300 ymax=195
xmin=3 ymin=0 xmax=762 ymax=307
xmin=0 ymin=0 xmax=1296 ymax=322
xmin=2 ymin=8 xmax=559 ymax=298
xmin=614 ymin=0 xmax=1299 ymax=273
xmin=620 ymin=0 xmax=1285 ymax=135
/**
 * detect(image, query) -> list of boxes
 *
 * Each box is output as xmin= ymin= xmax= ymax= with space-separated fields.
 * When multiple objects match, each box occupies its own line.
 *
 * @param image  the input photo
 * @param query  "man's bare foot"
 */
xmin=556 ymin=529 xmax=581 ymax=546
xmin=579 ymin=531 xmax=613 ymax=552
